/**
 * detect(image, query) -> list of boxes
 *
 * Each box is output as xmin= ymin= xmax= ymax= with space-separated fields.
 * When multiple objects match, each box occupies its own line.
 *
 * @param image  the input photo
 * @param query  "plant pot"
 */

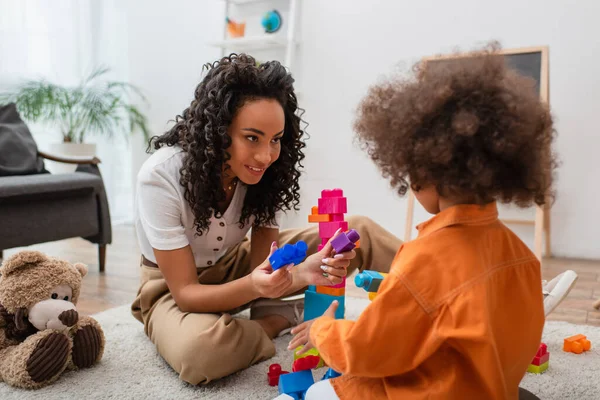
xmin=45 ymin=142 xmax=97 ymax=174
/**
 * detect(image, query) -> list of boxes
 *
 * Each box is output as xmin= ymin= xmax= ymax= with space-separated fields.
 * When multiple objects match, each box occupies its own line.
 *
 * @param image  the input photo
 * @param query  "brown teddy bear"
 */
xmin=0 ymin=251 xmax=105 ymax=389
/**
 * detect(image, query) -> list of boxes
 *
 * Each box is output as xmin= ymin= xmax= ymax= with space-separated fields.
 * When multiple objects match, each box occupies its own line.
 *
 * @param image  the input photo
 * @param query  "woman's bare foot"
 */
xmin=255 ymin=314 xmax=291 ymax=339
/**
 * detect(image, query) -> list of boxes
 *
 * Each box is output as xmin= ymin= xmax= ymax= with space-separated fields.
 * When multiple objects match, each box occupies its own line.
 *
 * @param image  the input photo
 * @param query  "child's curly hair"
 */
xmin=354 ymin=44 xmax=557 ymax=207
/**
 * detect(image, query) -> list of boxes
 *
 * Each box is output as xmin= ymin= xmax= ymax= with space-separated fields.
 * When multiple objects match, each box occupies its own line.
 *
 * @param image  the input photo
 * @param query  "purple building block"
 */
xmin=269 ymin=241 xmax=308 ymax=270
xmin=331 ymin=229 xmax=360 ymax=254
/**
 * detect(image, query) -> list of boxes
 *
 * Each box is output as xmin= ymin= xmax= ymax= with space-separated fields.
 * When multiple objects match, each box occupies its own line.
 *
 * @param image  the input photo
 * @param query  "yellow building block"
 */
xmin=527 ymin=361 xmax=549 ymax=374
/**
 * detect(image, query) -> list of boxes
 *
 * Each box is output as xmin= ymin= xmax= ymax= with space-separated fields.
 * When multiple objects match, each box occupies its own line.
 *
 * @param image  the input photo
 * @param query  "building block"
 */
xmin=319 ymin=221 xmax=348 ymax=239
xmin=294 ymin=346 xmax=326 ymax=368
xmin=304 ymin=290 xmax=345 ymax=321
xmin=318 ymin=197 xmax=347 ymax=214
xmin=308 ymin=206 xmax=331 ymax=223
xmin=530 ymin=343 xmax=550 ymax=366
xmin=269 ymin=241 xmax=308 ymax=270
xmin=292 ymin=355 xmax=321 ymax=372
xmin=368 ymin=292 xmax=378 ymax=301
xmin=321 ymin=188 xmax=344 ymax=198
xmin=278 ymin=370 xmax=314 ymax=400
xmin=321 ymin=367 xmax=341 ymax=380
xmin=563 ymin=334 xmax=592 ymax=354
xmin=331 ymin=229 xmax=360 ymax=253
xmin=317 ymin=285 xmax=345 ymax=296
xmin=354 ymin=270 xmax=386 ymax=292
xmin=330 ymin=213 xmax=345 ymax=222
xmin=527 ymin=361 xmax=549 ymax=374
xmin=268 ymin=363 xmax=289 ymax=386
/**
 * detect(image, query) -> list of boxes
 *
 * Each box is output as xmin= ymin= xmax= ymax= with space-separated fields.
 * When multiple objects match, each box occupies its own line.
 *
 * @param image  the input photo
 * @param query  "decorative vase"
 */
xmin=46 ymin=142 xmax=97 ymax=174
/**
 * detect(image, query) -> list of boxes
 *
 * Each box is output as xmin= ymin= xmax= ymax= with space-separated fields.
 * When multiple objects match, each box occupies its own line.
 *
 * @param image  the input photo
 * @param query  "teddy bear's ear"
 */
xmin=0 ymin=251 xmax=48 ymax=277
xmin=74 ymin=262 xmax=88 ymax=277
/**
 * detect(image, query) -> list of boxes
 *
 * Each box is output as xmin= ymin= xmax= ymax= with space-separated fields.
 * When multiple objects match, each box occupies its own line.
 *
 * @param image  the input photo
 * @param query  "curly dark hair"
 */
xmin=148 ymin=53 xmax=305 ymax=235
xmin=354 ymin=44 xmax=557 ymax=207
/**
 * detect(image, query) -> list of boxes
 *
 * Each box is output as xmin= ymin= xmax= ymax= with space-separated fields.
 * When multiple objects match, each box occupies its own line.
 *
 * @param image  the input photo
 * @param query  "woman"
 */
xmin=130 ymin=54 xmax=401 ymax=385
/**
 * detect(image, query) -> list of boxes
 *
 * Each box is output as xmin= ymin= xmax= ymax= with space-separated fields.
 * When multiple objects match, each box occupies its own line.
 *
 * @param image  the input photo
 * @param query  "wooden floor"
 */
xmin=3 ymin=224 xmax=600 ymax=325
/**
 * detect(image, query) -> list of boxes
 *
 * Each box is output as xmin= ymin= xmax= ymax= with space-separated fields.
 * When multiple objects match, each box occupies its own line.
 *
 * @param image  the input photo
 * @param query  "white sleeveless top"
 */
xmin=134 ymin=145 xmax=282 ymax=268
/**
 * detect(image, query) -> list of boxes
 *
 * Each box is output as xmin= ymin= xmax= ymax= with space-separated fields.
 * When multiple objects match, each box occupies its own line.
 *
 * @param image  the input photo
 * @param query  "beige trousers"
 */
xmin=131 ymin=215 xmax=401 ymax=385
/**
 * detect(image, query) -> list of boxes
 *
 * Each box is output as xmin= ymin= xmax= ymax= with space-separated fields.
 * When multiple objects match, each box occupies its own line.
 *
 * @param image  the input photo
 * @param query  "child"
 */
xmin=288 ymin=45 xmax=557 ymax=399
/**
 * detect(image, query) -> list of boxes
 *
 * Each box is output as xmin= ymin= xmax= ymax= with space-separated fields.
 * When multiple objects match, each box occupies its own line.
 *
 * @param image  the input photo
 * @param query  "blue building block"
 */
xmin=278 ymin=370 xmax=314 ymax=400
xmin=354 ymin=270 xmax=385 ymax=292
xmin=270 ymin=241 xmax=308 ymax=270
xmin=304 ymin=290 xmax=345 ymax=321
xmin=321 ymin=367 xmax=341 ymax=380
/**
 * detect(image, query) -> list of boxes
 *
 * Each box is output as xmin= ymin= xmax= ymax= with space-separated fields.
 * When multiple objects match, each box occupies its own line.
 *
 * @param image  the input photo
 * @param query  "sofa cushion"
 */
xmin=0 ymin=103 xmax=47 ymax=176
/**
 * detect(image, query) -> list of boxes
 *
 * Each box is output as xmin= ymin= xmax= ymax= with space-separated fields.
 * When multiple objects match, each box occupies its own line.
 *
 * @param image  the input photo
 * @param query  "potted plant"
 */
xmin=0 ymin=66 xmax=149 ymax=172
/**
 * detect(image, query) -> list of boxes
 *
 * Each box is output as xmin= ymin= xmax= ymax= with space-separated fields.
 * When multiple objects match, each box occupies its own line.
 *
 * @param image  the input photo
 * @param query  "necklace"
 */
xmin=225 ymin=178 xmax=238 ymax=192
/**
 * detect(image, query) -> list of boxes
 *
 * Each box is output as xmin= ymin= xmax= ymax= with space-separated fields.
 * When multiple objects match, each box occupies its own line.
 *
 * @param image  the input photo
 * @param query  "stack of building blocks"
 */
xmin=527 ymin=343 xmax=550 ymax=374
xmin=355 ymin=270 xmax=388 ymax=301
xmin=269 ymin=241 xmax=308 ymax=270
xmin=305 ymin=188 xmax=360 ymax=322
xmin=278 ymin=369 xmax=314 ymax=400
xmin=563 ymin=334 xmax=592 ymax=354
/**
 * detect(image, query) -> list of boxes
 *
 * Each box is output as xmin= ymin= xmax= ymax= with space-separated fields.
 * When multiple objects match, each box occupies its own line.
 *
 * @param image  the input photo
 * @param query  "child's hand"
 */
xmin=299 ymin=229 xmax=355 ymax=286
xmin=250 ymin=242 xmax=294 ymax=299
xmin=287 ymin=300 xmax=339 ymax=354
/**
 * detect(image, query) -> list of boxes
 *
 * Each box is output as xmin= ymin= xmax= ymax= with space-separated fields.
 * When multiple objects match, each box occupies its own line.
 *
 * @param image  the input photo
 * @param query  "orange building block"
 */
xmin=563 ymin=334 xmax=591 ymax=354
xmin=308 ymin=206 xmax=331 ymax=223
xmin=316 ymin=285 xmax=345 ymax=296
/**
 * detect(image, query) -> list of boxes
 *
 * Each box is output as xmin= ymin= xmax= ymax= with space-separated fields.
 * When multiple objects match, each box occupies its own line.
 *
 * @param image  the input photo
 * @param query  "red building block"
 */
xmin=268 ymin=364 xmax=289 ymax=386
xmin=292 ymin=355 xmax=321 ymax=372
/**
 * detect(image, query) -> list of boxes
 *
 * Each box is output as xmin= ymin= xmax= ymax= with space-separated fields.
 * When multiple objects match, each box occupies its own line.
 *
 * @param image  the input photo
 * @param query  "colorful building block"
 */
xmin=330 ymin=276 xmax=346 ymax=289
xmin=527 ymin=361 xmax=549 ymax=374
xmin=294 ymin=346 xmax=326 ymax=369
xmin=278 ymin=370 xmax=314 ymax=400
xmin=318 ymin=197 xmax=347 ymax=215
xmin=319 ymin=221 xmax=349 ymax=239
xmin=317 ymin=285 xmax=345 ymax=296
xmin=331 ymin=229 xmax=360 ymax=254
xmin=268 ymin=363 xmax=289 ymax=386
xmin=308 ymin=206 xmax=331 ymax=223
xmin=292 ymin=355 xmax=321 ymax=372
xmin=321 ymin=367 xmax=341 ymax=380
xmin=354 ymin=270 xmax=386 ymax=292
xmin=269 ymin=241 xmax=308 ymax=270
xmin=563 ymin=334 xmax=592 ymax=354
xmin=304 ymin=290 xmax=345 ymax=321
xmin=531 ymin=343 xmax=549 ymax=366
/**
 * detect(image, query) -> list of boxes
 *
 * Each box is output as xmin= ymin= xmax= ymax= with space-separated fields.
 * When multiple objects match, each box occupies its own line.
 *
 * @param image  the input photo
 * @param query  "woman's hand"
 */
xmin=298 ymin=229 xmax=356 ymax=286
xmin=250 ymin=242 xmax=294 ymax=298
xmin=287 ymin=300 xmax=339 ymax=354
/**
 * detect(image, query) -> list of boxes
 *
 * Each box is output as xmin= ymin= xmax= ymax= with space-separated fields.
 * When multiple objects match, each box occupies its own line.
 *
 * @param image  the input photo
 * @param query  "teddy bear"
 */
xmin=0 ymin=250 xmax=105 ymax=389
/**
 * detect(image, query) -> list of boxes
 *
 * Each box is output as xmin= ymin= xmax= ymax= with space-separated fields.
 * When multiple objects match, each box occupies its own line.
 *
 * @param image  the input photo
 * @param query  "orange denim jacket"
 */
xmin=310 ymin=202 xmax=544 ymax=399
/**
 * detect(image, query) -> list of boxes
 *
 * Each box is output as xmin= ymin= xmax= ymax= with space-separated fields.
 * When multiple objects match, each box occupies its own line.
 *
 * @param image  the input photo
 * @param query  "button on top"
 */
xmin=213 ymin=248 xmax=219 ymax=252
xmin=219 ymin=222 xmax=225 ymax=227
xmin=207 ymin=261 xmax=213 ymax=266
xmin=217 ymin=236 xmax=223 ymax=241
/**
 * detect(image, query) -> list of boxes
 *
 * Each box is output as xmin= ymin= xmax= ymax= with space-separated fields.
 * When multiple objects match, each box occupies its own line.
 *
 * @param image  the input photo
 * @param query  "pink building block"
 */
xmin=319 ymin=221 xmax=348 ymax=239
xmin=330 ymin=214 xmax=345 ymax=222
xmin=322 ymin=188 xmax=344 ymax=197
xmin=318 ymin=197 xmax=347 ymax=214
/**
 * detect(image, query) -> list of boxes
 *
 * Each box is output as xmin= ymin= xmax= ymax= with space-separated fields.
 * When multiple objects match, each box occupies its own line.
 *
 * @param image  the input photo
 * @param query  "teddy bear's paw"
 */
xmin=26 ymin=331 xmax=70 ymax=383
xmin=72 ymin=325 xmax=102 ymax=369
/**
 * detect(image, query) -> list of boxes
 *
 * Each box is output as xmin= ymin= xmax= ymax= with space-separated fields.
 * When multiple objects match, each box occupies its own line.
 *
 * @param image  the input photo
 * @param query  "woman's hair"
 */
xmin=148 ymin=53 xmax=305 ymax=235
xmin=354 ymin=43 xmax=557 ymax=207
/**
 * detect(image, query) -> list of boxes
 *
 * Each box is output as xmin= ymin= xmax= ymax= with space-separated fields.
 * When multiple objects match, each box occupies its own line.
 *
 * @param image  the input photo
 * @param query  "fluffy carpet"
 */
xmin=0 ymin=297 xmax=598 ymax=399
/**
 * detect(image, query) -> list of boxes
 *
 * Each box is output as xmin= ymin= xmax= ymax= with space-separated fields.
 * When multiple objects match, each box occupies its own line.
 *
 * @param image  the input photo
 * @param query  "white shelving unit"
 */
xmin=209 ymin=0 xmax=299 ymax=71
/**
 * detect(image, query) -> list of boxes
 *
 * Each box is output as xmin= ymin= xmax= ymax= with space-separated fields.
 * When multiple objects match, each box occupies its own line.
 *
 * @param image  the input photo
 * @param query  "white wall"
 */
xmin=289 ymin=0 xmax=600 ymax=259
xmin=123 ymin=0 xmax=224 ymax=198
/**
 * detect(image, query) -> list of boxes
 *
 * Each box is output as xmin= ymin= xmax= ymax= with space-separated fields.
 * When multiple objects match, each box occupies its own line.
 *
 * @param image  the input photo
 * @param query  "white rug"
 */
xmin=0 ymin=297 xmax=598 ymax=399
